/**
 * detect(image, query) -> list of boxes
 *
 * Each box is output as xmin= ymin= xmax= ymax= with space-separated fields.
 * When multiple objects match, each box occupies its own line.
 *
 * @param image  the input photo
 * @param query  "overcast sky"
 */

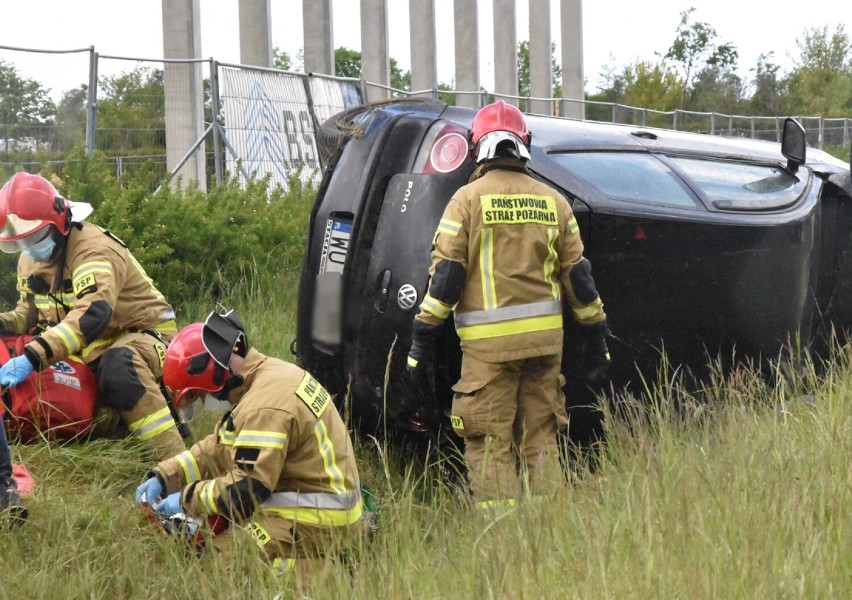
xmin=0 ymin=0 xmax=847 ymax=100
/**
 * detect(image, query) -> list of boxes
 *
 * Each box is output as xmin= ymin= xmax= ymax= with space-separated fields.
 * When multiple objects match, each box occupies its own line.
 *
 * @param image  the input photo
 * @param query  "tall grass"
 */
xmin=2 ymin=275 xmax=851 ymax=599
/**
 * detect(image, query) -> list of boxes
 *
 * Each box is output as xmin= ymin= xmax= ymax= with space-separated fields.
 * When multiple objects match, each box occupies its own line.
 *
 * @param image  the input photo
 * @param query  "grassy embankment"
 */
xmin=1 ymin=278 xmax=850 ymax=599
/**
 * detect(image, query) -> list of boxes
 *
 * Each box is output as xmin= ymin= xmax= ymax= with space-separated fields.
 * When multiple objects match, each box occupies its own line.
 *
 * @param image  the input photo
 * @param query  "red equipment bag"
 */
xmin=0 ymin=334 xmax=98 ymax=442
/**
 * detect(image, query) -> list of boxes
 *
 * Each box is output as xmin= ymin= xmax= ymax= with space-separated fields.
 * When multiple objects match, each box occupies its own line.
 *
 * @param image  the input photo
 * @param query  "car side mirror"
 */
xmin=781 ymin=118 xmax=806 ymax=173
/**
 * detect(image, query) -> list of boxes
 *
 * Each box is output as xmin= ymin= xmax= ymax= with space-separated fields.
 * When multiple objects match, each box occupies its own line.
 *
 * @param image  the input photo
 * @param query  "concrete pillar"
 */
xmin=161 ymin=0 xmax=206 ymax=191
xmin=493 ymin=0 xmax=518 ymax=104
xmin=454 ymin=0 xmax=480 ymax=108
xmin=529 ymin=0 xmax=552 ymax=115
xmin=560 ymin=0 xmax=584 ymax=119
xmin=360 ymin=0 xmax=390 ymax=100
xmin=238 ymin=0 xmax=272 ymax=67
xmin=303 ymin=0 xmax=334 ymax=75
xmin=409 ymin=0 xmax=437 ymax=96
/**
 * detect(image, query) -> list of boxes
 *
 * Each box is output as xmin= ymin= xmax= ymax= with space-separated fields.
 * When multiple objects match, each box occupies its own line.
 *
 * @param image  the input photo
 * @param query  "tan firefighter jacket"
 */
xmin=0 ymin=222 xmax=176 ymax=368
xmin=154 ymin=349 xmax=362 ymax=527
xmin=416 ymin=163 xmax=606 ymax=363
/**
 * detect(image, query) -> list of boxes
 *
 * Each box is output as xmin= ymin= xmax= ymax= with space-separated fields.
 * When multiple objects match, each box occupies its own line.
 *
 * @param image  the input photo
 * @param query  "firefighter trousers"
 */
xmin=450 ymin=352 xmax=569 ymax=503
xmin=94 ymin=331 xmax=186 ymax=461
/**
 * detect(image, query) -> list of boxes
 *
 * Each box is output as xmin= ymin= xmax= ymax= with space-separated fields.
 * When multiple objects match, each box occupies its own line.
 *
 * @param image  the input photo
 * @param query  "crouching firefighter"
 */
xmin=407 ymin=100 xmax=611 ymax=512
xmin=135 ymin=309 xmax=363 ymax=580
xmin=0 ymin=172 xmax=186 ymax=461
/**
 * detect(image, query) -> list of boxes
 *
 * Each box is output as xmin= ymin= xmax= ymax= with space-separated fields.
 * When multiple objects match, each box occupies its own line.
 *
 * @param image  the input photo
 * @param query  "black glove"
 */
xmin=406 ymin=320 xmax=439 ymax=383
xmin=579 ymin=320 xmax=611 ymax=387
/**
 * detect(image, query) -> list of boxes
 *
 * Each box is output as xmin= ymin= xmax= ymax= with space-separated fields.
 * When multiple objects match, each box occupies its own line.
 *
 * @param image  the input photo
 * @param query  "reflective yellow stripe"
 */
xmin=456 ymin=314 xmax=563 ymax=341
xmin=567 ymin=215 xmax=580 ymax=235
xmin=437 ymin=218 xmax=461 ymax=237
xmin=176 ymin=451 xmax=201 ymax=483
xmin=544 ymin=228 xmax=560 ymax=300
xmin=260 ymin=502 xmax=363 ymax=526
xmin=127 ymin=406 xmax=176 ymax=440
xmin=13 ymin=312 xmax=27 ymax=334
xmin=80 ymin=337 xmax=114 ymax=359
xmin=218 ymin=427 xmax=237 ymax=446
xmin=479 ymin=228 xmax=496 ymax=310
xmin=476 ymin=498 xmax=516 ymax=511
xmin=153 ymin=319 xmax=177 ymax=333
xmin=572 ymin=297 xmax=604 ymax=321
xmin=314 ymin=420 xmax=346 ymax=495
xmin=234 ymin=430 xmax=288 ymax=449
xmin=200 ymin=480 xmax=218 ymax=515
xmin=129 ymin=254 xmax=167 ymax=301
xmin=52 ymin=322 xmax=82 ymax=354
xmin=420 ymin=294 xmax=452 ymax=319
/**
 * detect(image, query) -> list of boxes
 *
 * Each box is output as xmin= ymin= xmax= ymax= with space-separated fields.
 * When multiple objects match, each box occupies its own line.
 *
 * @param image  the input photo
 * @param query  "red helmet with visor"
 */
xmin=469 ymin=100 xmax=531 ymax=163
xmin=0 ymin=172 xmax=71 ymax=254
xmin=162 ymin=323 xmax=226 ymax=408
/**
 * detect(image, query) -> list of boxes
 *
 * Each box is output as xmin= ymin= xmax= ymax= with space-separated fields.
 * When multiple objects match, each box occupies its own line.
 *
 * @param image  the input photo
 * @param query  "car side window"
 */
xmin=549 ymin=152 xmax=700 ymax=209
xmin=666 ymin=156 xmax=806 ymax=211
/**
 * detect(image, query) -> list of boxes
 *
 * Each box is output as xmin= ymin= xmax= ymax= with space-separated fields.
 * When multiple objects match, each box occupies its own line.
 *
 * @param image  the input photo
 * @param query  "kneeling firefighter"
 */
xmin=406 ymin=100 xmax=611 ymax=509
xmin=135 ymin=310 xmax=363 ymax=577
xmin=0 ymin=172 xmax=187 ymax=461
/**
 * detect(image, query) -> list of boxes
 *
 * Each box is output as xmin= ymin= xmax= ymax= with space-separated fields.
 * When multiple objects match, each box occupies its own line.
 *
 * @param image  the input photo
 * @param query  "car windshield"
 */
xmin=549 ymin=151 xmax=806 ymax=212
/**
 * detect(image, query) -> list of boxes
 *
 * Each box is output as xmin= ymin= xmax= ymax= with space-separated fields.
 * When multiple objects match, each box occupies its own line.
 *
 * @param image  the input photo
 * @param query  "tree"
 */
xmin=333 ymin=47 xmax=411 ymax=91
xmin=0 ymin=60 xmax=56 ymax=152
xmin=785 ymin=25 xmax=852 ymax=117
xmin=273 ymin=47 xmax=293 ymax=71
xmin=663 ymin=8 xmax=738 ymax=110
xmin=746 ymin=53 xmax=785 ymax=116
xmin=95 ymin=67 xmax=165 ymax=152
xmin=54 ymin=85 xmax=88 ymax=152
xmin=517 ymin=40 xmax=562 ymax=107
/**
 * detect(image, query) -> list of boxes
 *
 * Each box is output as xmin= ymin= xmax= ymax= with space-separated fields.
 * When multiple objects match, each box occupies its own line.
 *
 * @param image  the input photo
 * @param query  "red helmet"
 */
xmin=469 ymin=100 xmax=531 ymax=163
xmin=162 ymin=323 xmax=226 ymax=408
xmin=0 ymin=172 xmax=71 ymax=253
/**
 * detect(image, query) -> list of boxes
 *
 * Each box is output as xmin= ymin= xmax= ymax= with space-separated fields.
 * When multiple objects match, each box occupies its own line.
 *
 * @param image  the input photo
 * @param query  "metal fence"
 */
xmin=1 ymin=43 xmax=850 ymax=191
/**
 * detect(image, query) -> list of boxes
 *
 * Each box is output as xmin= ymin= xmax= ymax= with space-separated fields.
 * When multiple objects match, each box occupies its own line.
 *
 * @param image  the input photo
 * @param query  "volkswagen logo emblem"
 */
xmin=397 ymin=284 xmax=418 ymax=310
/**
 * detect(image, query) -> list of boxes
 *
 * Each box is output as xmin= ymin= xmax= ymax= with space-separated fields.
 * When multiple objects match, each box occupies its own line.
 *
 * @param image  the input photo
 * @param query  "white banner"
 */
xmin=220 ymin=67 xmax=362 ymax=191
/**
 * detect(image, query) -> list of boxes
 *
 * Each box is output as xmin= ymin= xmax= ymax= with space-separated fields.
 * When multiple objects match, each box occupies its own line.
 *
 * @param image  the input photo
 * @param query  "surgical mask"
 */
xmin=23 ymin=235 xmax=57 ymax=262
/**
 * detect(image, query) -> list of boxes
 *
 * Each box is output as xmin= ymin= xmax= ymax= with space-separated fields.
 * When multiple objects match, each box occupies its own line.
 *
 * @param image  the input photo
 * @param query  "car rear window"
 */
xmin=550 ymin=152 xmax=700 ymax=208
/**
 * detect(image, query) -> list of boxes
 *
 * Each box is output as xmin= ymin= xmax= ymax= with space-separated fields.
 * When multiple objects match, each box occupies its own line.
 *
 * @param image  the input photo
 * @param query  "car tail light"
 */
xmin=422 ymin=125 xmax=470 ymax=174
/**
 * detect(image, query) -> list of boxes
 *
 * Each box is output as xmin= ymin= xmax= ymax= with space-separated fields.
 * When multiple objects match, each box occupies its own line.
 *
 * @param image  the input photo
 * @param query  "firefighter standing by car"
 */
xmin=0 ymin=172 xmax=187 ymax=467
xmin=135 ymin=309 xmax=362 ymax=584
xmin=407 ymin=100 xmax=611 ymax=509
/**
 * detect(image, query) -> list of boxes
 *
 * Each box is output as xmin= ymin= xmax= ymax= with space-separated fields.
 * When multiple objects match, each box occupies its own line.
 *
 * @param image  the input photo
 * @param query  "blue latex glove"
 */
xmin=153 ymin=492 xmax=183 ymax=517
xmin=0 ymin=355 xmax=34 ymax=389
xmin=135 ymin=477 xmax=164 ymax=507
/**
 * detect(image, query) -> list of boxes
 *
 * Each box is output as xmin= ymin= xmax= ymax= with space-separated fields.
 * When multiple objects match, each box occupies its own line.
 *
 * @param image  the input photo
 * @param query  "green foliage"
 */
xmin=333 ymin=47 xmax=411 ymax=91
xmin=0 ymin=60 xmax=56 ymax=149
xmin=663 ymin=7 xmax=739 ymax=110
xmin=95 ymin=67 xmax=165 ymax=153
xmin=785 ymin=25 xmax=852 ymax=117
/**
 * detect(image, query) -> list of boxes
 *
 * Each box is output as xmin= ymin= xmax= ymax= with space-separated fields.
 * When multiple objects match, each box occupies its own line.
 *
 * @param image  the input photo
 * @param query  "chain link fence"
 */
xmin=1 ymin=43 xmax=850 ymax=191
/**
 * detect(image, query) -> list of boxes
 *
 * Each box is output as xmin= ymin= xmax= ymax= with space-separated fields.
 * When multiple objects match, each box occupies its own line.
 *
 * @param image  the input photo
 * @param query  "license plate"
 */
xmin=318 ymin=217 xmax=352 ymax=275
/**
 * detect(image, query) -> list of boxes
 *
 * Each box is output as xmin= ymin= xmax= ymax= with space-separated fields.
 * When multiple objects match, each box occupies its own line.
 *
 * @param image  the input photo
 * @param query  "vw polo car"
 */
xmin=296 ymin=98 xmax=852 ymax=443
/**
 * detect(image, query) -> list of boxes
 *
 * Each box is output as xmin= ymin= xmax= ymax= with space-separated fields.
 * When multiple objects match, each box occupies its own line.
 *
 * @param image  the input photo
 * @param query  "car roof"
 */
xmin=438 ymin=102 xmax=849 ymax=174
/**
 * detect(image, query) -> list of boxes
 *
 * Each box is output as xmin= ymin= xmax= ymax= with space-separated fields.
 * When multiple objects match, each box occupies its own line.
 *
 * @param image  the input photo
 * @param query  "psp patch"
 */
xmin=295 ymin=372 xmax=331 ymax=419
xmin=450 ymin=415 xmax=465 ymax=430
xmin=72 ymin=272 xmax=97 ymax=297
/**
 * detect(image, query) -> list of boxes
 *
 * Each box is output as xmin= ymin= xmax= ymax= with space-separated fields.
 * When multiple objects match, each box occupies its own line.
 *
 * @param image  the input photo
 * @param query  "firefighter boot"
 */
xmin=0 ymin=478 xmax=28 ymax=525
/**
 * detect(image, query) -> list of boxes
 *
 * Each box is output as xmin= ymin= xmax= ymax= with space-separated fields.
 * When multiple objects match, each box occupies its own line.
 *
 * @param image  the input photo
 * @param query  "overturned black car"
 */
xmin=296 ymin=98 xmax=852 ymax=443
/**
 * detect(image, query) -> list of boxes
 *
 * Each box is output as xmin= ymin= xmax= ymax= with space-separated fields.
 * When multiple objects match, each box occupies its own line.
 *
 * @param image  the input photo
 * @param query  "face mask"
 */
xmin=23 ymin=235 xmax=57 ymax=262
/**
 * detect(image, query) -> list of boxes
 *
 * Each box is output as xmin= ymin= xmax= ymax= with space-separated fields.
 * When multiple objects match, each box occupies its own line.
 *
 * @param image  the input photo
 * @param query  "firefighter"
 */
xmin=134 ymin=309 xmax=362 ymax=580
xmin=0 ymin=172 xmax=186 ymax=461
xmin=406 ymin=100 xmax=611 ymax=509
